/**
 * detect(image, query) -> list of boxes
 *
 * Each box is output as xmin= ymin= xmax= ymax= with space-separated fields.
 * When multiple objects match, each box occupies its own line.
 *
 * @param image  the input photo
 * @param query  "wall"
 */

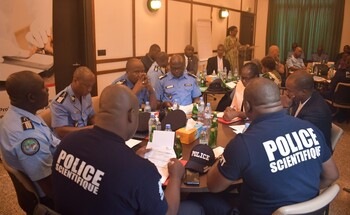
xmin=340 ymin=0 xmax=350 ymax=52
xmin=94 ymin=0 xmax=256 ymax=95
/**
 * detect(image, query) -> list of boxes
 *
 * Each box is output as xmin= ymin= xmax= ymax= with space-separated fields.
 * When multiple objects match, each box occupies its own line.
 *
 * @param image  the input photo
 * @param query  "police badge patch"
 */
xmin=21 ymin=138 xmax=40 ymax=156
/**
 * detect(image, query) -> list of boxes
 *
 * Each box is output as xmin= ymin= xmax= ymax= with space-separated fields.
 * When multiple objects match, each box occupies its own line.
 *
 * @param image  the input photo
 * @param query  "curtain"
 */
xmin=266 ymin=0 xmax=345 ymax=62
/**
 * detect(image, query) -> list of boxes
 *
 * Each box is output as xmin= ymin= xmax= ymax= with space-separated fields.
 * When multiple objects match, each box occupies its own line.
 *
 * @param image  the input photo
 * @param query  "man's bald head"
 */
xmin=155 ymin=52 xmax=169 ymax=68
xmin=287 ymin=69 xmax=314 ymax=91
xmin=96 ymin=85 xmax=139 ymax=140
xmin=6 ymin=70 xmax=48 ymax=113
xmin=169 ymin=54 xmax=185 ymax=78
xmin=268 ymin=45 xmax=280 ymax=60
xmin=72 ymin=66 xmax=96 ymax=97
xmin=243 ymin=78 xmax=282 ymax=119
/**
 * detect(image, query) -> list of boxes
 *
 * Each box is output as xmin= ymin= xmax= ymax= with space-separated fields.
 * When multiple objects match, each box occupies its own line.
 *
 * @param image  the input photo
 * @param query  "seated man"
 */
xmin=287 ymin=42 xmax=305 ymax=59
xmin=206 ymin=44 xmax=231 ymax=75
xmin=141 ymin=44 xmax=161 ymax=72
xmin=267 ymin=45 xmax=285 ymax=75
xmin=52 ymin=85 xmax=202 ymax=214
xmin=0 ymin=71 xmax=61 ymax=201
xmin=311 ymin=46 xmax=329 ymax=63
xmin=223 ymin=62 xmax=259 ymax=121
xmin=112 ymin=58 xmax=157 ymax=110
xmin=147 ymin=51 xmax=169 ymax=87
xmin=51 ymin=66 xmax=96 ymax=139
xmin=281 ymin=70 xmax=332 ymax=151
xmin=207 ymin=78 xmax=338 ymax=215
xmin=334 ymin=44 xmax=350 ymax=65
xmin=155 ymin=54 xmax=201 ymax=107
xmin=184 ymin=45 xmax=199 ymax=75
xmin=286 ymin=46 xmax=306 ymax=71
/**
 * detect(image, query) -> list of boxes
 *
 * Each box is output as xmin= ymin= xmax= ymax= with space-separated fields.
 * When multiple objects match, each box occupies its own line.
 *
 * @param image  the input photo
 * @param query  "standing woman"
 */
xmin=224 ymin=26 xmax=241 ymax=72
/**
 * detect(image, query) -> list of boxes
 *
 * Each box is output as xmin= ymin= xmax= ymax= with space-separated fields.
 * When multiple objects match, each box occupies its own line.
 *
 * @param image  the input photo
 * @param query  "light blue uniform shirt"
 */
xmin=112 ymin=74 xmax=149 ymax=107
xmin=51 ymin=85 xmax=94 ymax=128
xmin=147 ymin=61 xmax=166 ymax=88
xmin=286 ymin=55 xmax=305 ymax=70
xmin=0 ymin=105 xmax=60 ymax=182
xmin=155 ymin=71 xmax=201 ymax=105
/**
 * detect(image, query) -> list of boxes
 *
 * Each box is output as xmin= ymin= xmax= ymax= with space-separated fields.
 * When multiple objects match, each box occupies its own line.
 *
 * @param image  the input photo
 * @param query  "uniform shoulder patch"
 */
xmin=21 ymin=138 xmax=40 ymax=156
xmin=116 ymin=79 xmax=126 ymax=85
xmin=159 ymin=74 xmax=167 ymax=80
xmin=188 ymin=73 xmax=197 ymax=79
xmin=55 ymin=91 xmax=67 ymax=104
xmin=21 ymin=117 xmax=34 ymax=130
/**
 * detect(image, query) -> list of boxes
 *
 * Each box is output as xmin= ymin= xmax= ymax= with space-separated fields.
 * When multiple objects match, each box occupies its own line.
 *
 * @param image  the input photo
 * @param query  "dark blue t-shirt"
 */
xmin=52 ymin=126 xmax=167 ymax=215
xmin=218 ymin=110 xmax=331 ymax=215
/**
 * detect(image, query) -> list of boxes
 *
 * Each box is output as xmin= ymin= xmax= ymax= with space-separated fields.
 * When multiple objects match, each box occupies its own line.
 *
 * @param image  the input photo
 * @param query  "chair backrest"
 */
xmin=37 ymin=108 xmax=52 ymax=128
xmin=2 ymin=158 xmax=39 ymax=214
xmin=333 ymin=82 xmax=350 ymax=108
xmin=331 ymin=123 xmax=343 ymax=151
xmin=161 ymin=109 xmax=187 ymax=131
xmin=137 ymin=112 xmax=150 ymax=132
xmin=272 ymin=184 xmax=340 ymax=215
xmin=91 ymin=96 xmax=99 ymax=113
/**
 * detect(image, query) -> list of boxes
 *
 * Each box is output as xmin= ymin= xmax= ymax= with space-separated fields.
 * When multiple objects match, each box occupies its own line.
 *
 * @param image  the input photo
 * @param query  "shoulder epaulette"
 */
xmin=55 ymin=91 xmax=67 ymax=104
xmin=115 ymin=79 xmax=126 ymax=85
xmin=21 ymin=117 xmax=34 ymax=130
xmin=188 ymin=73 xmax=197 ymax=79
xmin=159 ymin=74 xmax=167 ymax=80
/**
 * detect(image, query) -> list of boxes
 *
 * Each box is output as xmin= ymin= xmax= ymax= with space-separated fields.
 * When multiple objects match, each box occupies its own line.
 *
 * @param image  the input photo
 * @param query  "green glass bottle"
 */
xmin=208 ymin=128 xmax=217 ymax=148
xmin=149 ymin=125 xmax=156 ymax=142
xmin=174 ymin=135 xmax=183 ymax=159
xmin=192 ymin=103 xmax=198 ymax=121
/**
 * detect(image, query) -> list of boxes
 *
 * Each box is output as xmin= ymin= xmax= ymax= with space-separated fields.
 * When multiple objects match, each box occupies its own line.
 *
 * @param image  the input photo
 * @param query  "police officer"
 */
xmin=147 ymin=51 xmax=169 ymax=88
xmin=112 ymin=58 xmax=157 ymax=110
xmin=51 ymin=66 xmax=96 ymax=139
xmin=0 ymin=71 xmax=60 ymax=201
xmin=155 ymin=54 xmax=201 ymax=107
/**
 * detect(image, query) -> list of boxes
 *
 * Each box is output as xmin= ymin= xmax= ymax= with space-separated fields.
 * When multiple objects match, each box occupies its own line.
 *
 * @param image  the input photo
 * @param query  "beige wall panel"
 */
xmin=96 ymin=61 xmax=127 ymax=72
xmin=194 ymin=0 xmax=240 ymax=10
xmin=94 ymin=0 xmax=133 ymax=60
xmin=242 ymin=0 xmax=255 ymax=13
xmin=212 ymin=7 xmax=228 ymax=52
xmin=167 ymin=1 xmax=191 ymax=53
xmin=340 ymin=0 xmax=350 ymax=52
xmin=192 ymin=5 xmax=211 ymax=52
xmin=228 ymin=11 xmax=241 ymax=35
xmin=135 ymin=0 xmax=166 ymax=56
xmin=254 ymin=0 xmax=268 ymax=59
xmin=97 ymin=72 xmax=125 ymax=95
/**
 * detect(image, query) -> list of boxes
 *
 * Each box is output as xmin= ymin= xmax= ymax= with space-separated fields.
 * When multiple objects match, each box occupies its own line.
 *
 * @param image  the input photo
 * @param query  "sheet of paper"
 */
xmin=125 ymin=139 xmax=141 ymax=148
xmin=213 ymin=146 xmax=224 ymax=159
xmin=225 ymin=81 xmax=237 ymax=89
xmin=145 ymin=130 xmax=176 ymax=183
xmin=229 ymin=124 xmax=246 ymax=134
xmin=216 ymin=112 xmax=224 ymax=118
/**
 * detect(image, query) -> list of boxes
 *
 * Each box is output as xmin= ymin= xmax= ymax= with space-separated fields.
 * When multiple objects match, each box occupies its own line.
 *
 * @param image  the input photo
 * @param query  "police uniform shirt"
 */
xmin=286 ymin=55 xmax=305 ymax=70
xmin=147 ymin=61 xmax=165 ymax=88
xmin=218 ymin=110 xmax=331 ymax=214
xmin=51 ymin=85 xmax=94 ymax=129
xmin=0 ymin=105 xmax=60 ymax=182
xmin=155 ymin=71 xmax=201 ymax=106
xmin=52 ymin=126 xmax=167 ymax=214
xmin=112 ymin=74 xmax=150 ymax=107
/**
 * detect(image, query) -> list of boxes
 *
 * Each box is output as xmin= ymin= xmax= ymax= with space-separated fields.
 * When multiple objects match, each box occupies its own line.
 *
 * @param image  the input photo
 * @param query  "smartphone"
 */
xmin=184 ymin=169 xmax=200 ymax=186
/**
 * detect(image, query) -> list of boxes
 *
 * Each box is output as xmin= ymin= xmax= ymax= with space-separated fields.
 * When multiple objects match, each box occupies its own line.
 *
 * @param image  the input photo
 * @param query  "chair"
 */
xmin=330 ymin=123 xmax=343 ymax=151
xmin=37 ymin=108 xmax=52 ymax=128
xmin=325 ymin=82 xmax=350 ymax=109
xmin=1 ymin=158 xmax=59 ymax=215
xmin=91 ymin=96 xmax=99 ymax=113
xmin=272 ymin=184 xmax=340 ymax=215
xmin=161 ymin=109 xmax=187 ymax=131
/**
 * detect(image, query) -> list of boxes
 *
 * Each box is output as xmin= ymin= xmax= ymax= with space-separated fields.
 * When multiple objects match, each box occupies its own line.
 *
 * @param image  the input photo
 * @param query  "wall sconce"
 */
xmin=147 ymin=0 xmax=161 ymax=12
xmin=219 ymin=9 xmax=229 ymax=19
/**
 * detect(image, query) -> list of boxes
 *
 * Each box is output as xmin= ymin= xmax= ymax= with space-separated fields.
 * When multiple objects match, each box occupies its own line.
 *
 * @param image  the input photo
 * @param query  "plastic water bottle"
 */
xmin=233 ymin=68 xmax=239 ymax=81
xmin=203 ymin=68 xmax=207 ymax=76
xmin=212 ymin=70 xmax=216 ymax=76
xmin=199 ymin=126 xmax=208 ymax=145
xmin=155 ymin=115 xmax=161 ymax=130
xmin=165 ymin=124 xmax=172 ymax=131
xmin=144 ymin=101 xmax=151 ymax=113
xmin=172 ymin=99 xmax=179 ymax=110
xmin=148 ymin=113 xmax=156 ymax=137
xmin=197 ymin=97 xmax=205 ymax=123
xmin=204 ymin=102 xmax=212 ymax=127
xmin=227 ymin=70 xmax=233 ymax=82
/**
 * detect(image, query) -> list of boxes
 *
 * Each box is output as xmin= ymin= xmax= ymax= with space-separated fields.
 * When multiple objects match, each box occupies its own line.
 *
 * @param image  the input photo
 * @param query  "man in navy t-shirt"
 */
xmin=52 ymin=85 xmax=190 ymax=215
xmin=207 ymin=78 xmax=339 ymax=215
